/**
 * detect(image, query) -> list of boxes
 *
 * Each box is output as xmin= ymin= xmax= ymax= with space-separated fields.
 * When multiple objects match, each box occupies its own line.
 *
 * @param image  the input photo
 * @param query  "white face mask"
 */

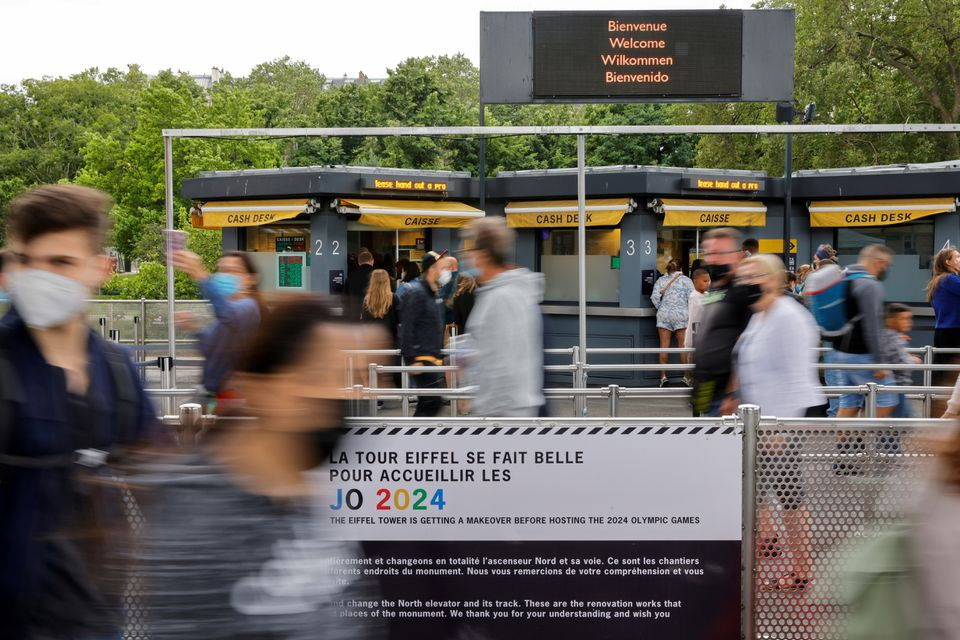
xmin=438 ymin=269 xmax=452 ymax=287
xmin=8 ymin=268 xmax=90 ymax=329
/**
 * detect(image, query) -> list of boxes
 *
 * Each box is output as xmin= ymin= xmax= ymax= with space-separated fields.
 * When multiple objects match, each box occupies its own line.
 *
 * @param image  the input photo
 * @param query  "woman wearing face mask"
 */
xmin=731 ymin=253 xmax=823 ymax=593
xmin=173 ymin=250 xmax=263 ymax=412
xmin=134 ymin=295 xmax=384 ymax=640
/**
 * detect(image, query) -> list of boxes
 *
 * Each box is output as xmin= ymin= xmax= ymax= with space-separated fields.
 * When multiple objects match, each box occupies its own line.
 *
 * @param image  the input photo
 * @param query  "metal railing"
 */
xmin=152 ymin=400 xmax=952 ymax=640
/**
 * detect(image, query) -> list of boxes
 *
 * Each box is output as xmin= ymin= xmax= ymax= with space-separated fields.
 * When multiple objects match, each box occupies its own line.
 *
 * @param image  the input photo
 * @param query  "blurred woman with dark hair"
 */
xmin=172 ymin=249 xmax=263 ymax=412
xmin=135 ymin=295 xmax=384 ymax=639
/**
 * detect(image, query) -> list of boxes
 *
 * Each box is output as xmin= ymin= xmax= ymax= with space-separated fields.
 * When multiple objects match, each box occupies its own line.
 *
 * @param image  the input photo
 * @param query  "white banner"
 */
xmin=322 ymin=426 xmax=742 ymax=542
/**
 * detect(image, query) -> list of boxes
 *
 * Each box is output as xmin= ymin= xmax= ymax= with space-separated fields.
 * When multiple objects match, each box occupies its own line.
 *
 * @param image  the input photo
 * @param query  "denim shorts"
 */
xmin=828 ymin=351 xmax=896 ymax=409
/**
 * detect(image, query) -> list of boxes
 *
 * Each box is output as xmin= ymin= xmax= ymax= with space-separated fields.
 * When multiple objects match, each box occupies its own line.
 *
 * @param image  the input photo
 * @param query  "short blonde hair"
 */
xmin=740 ymin=253 xmax=786 ymax=287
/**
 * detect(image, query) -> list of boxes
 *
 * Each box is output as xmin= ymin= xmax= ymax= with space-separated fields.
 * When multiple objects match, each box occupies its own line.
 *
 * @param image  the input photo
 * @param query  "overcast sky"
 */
xmin=1 ymin=0 xmax=753 ymax=85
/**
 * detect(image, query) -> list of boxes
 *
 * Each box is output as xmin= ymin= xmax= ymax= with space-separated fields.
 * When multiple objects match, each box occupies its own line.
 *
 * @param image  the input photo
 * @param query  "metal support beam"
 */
xmin=738 ymin=404 xmax=760 ymax=640
xmin=577 ymin=134 xmax=587 ymax=417
xmin=163 ymin=123 xmax=960 ymax=138
xmin=163 ymin=135 xmax=177 ymax=391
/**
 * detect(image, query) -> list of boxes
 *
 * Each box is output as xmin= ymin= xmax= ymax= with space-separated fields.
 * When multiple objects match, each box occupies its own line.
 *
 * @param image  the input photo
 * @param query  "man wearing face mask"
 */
xmin=399 ymin=251 xmax=447 ymax=417
xmin=692 ymin=227 xmax=753 ymax=416
xmin=827 ymin=244 xmax=897 ymax=418
xmin=463 ymin=218 xmax=545 ymax=417
xmin=0 ymin=184 xmax=158 ymax=639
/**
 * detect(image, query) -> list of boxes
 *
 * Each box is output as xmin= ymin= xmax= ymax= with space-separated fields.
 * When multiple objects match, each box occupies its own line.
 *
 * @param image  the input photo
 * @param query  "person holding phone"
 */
xmin=172 ymin=250 xmax=263 ymax=412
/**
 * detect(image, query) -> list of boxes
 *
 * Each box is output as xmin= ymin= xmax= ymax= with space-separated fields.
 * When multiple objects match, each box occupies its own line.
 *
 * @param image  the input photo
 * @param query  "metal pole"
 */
xmin=865 ymin=382 xmax=879 ymax=418
xmin=346 ymin=356 xmax=355 ymax=417
xmin=163 ymin=135 xmax=177 ymax=390
xmin=109 ymin=329 xmax=120 ymax=343
xmin=158 ymin=356 xmax=174 ymax=416
xmin=402 ymin=370 xmax=410 ymax=417
xmin=368 ymin=363 xmax=378 ymax=416
xmin=577 ymin=134 xmax=587 ymax=417
xmin=140 ymin=297 xmax=147 ymax=342
xmin=395 ymin=229 xmax=399 ymax=265
xmin=450 ymin=328 xmax=458 ymax=418
xmin=924 ymin=345 xmax=933 ymax=418
xmin=782 ymin=133 xmax=793 ymax=268
xmin=696 ymin=227 xmax=701 ymax=259
xmin=98 ymin=317 xmax=107 ymax=339
xmin=608 ymin=384 xmax=619 ymax=418
xmin=738 ymin=403 xmax=760 ymax=640
xmin=479 ymin=101 xmax=486 ymax=212
xmin=572 ymin=346 xmax=583 ymax=416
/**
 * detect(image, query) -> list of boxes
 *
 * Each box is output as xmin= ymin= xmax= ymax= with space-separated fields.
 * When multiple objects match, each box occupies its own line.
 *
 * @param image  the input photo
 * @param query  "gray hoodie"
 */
xmin=466 ymin=268 xmax=545 ymax=416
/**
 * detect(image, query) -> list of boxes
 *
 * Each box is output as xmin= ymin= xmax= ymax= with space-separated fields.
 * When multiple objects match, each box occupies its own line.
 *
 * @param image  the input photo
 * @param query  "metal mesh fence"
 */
xmin=752 ymin=419 xmax=950 ymax=639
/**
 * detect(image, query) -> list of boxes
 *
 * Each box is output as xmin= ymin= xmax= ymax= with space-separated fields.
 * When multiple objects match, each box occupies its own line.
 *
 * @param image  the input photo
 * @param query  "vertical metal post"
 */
xmin=695 ymin=227 xmax=701 ymax=259
xmin=402 ymin=370 xmax=410 ymax=417
xmin=98 ymin=317 xmax=107 ymax=339
xmin=572 ymin=346 xmax=583 ymax=416
xmin=133 ymin=316 xmax=144 ymax=384
xmin=576 ymin=134 xmax=587 ymax=418
xmin=607 ymin=384 xmax=619 ymax=418
xmin=346 ymin=356 xmax=355 ymax=416
xmin=368 ymin=363 xmax=379 ymax=416
xmin=163 ymin=135 xmax=177 ymax=390
xmin=395 ymin=229 xmax=400 ymax=264
xmin=783 ymin=132 xmax=793 ymax=268
xmin=737 ymin=403 xmax=760 ymax=640
xmin=158 ymin=356 xmax=174 ymax=416
xmin=923 ymin=345 xmax=933 ymax=418
xmin=450 ymin=328 xmax=459 ymax=418
xmin=109 ymin=329 xmax=120 ymax=343
xmin=178 ymin=402 xmax=202 ymax=448
xmin=479 ymin=100 xmax=486 ymax=212
xmin=139 ymin=298 xmax=147 ymax=342
xmin=865 ymin=382 xmax=879 ymax=418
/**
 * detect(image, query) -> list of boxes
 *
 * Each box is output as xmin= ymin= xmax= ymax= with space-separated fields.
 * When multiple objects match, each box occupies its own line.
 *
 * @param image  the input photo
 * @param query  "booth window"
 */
xmin=836 ymin=220 xmax=934 ymax=303
xmin=539 ymin=228 xmax=621 ymax=303
xmin=243 ymin=223 xmax=312 ymax=291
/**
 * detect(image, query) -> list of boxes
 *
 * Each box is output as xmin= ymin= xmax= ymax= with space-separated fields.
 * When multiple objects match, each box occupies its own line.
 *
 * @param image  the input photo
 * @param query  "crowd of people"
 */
xmin=5 ymin=182 xmax=960 ymax=637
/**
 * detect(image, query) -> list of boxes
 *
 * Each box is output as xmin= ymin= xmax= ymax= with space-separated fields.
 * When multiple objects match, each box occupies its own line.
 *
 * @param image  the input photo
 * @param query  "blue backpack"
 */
xmin=802 ymin=264 xmax=871 ymax=339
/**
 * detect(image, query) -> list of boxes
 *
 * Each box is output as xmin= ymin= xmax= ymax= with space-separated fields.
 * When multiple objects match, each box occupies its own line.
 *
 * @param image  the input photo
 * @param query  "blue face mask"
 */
xmin=459 ymin=255 xmax=481 ymax=279
xmin=209 ymin=272 xmax=241 ymax=298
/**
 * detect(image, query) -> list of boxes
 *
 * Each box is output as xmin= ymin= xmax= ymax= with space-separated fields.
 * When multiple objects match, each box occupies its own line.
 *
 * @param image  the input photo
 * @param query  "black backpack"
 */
xmin=0 ymin=326 xmax=141 ymax=477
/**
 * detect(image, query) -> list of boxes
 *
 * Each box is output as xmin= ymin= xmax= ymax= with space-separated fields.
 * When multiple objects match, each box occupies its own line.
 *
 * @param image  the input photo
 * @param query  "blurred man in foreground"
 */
xmin=464 ymin=218 xmax=544 ymax=417
xmin=0 ymin=184 xmax=157 ymax=639
xmin=692 ymin=227 xmax=751 ymax=416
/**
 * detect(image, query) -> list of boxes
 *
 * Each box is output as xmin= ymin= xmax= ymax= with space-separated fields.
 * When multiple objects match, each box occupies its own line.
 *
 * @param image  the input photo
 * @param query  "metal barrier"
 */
xmin=153 ymin=402 xmax=953 ymax=639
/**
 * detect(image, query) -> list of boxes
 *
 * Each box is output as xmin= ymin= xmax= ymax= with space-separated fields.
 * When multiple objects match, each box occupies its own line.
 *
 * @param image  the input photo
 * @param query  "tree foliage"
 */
xmin=3 ymin=3 xmax=958 ymax=289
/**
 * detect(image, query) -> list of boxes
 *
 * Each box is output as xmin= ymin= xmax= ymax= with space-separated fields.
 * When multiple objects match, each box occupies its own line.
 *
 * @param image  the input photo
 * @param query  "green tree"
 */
xmin=684 ymin=0 xmax=960 ymax=171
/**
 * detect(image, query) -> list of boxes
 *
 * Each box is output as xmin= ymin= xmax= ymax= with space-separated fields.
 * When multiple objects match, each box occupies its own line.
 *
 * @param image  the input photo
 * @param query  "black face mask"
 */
xmin=728 ymin=283 xmax=764 ymax=307
xmin=876 ymin=269 xmax=888 ymax=282
xmin=705 ymin=263 xmax=730 ymax=283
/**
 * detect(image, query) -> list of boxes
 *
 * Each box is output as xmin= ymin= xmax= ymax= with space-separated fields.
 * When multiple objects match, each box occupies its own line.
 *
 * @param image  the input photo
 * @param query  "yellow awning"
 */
xmin=657 ymin=198 xmax=766 ymax=227
xmin=192 ymin=199 xmax=311 ymax=228
xmin=808 ymin=197 xmax=957 ymax=227
xmin=504 ymin=198 xmax=635 ymax=228
xmin=337 ymin=198 xmax=484 ymax=228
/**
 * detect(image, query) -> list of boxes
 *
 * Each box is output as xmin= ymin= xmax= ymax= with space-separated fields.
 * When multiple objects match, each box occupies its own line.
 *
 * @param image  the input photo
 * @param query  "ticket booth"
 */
xmin=191 ymin=198 xmax=314 ymax=291
xmin=649 ymin=198 xmax=768 ymax=273
xmin=808 ymin=197 xmax=957 ymax=302
xmin=335 ymin=198 xmax=485 ymax=278
xmin=504 ymin=198 xmax=636 ymax=303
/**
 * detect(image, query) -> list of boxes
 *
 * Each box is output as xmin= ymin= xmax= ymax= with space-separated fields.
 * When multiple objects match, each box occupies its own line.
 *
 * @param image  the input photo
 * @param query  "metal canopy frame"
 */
xmin=162 ymin=123 xmax=960 ymax=393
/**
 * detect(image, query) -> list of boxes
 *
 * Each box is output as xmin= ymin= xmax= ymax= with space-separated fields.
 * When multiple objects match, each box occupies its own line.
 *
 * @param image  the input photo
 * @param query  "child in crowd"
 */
xmin=883 ymin=303 xmax=921 ymax=417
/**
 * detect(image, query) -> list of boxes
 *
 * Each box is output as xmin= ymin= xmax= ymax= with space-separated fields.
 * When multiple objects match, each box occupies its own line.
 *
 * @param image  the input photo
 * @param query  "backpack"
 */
xmin=0 ymin=325 xmax=141 ymax=478
xmin=802 ymin=264 xmax=871 ymax=339
xmin=843 ymin=524 xmax=920 ymax=640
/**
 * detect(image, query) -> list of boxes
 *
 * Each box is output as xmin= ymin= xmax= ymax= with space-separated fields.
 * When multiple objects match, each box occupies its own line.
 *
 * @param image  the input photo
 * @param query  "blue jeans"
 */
xmin=824 ymin=349 xmax=842 ymax=417
xmin=829 ymin=350 xmax=896 ymax=410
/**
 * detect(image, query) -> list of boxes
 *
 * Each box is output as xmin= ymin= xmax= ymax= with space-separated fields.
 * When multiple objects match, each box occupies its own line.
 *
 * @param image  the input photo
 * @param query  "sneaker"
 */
xmin=659 ymin=377 xmax=669 ymax=387
xmin=682 ymin=377 xmax=693 ymax=388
